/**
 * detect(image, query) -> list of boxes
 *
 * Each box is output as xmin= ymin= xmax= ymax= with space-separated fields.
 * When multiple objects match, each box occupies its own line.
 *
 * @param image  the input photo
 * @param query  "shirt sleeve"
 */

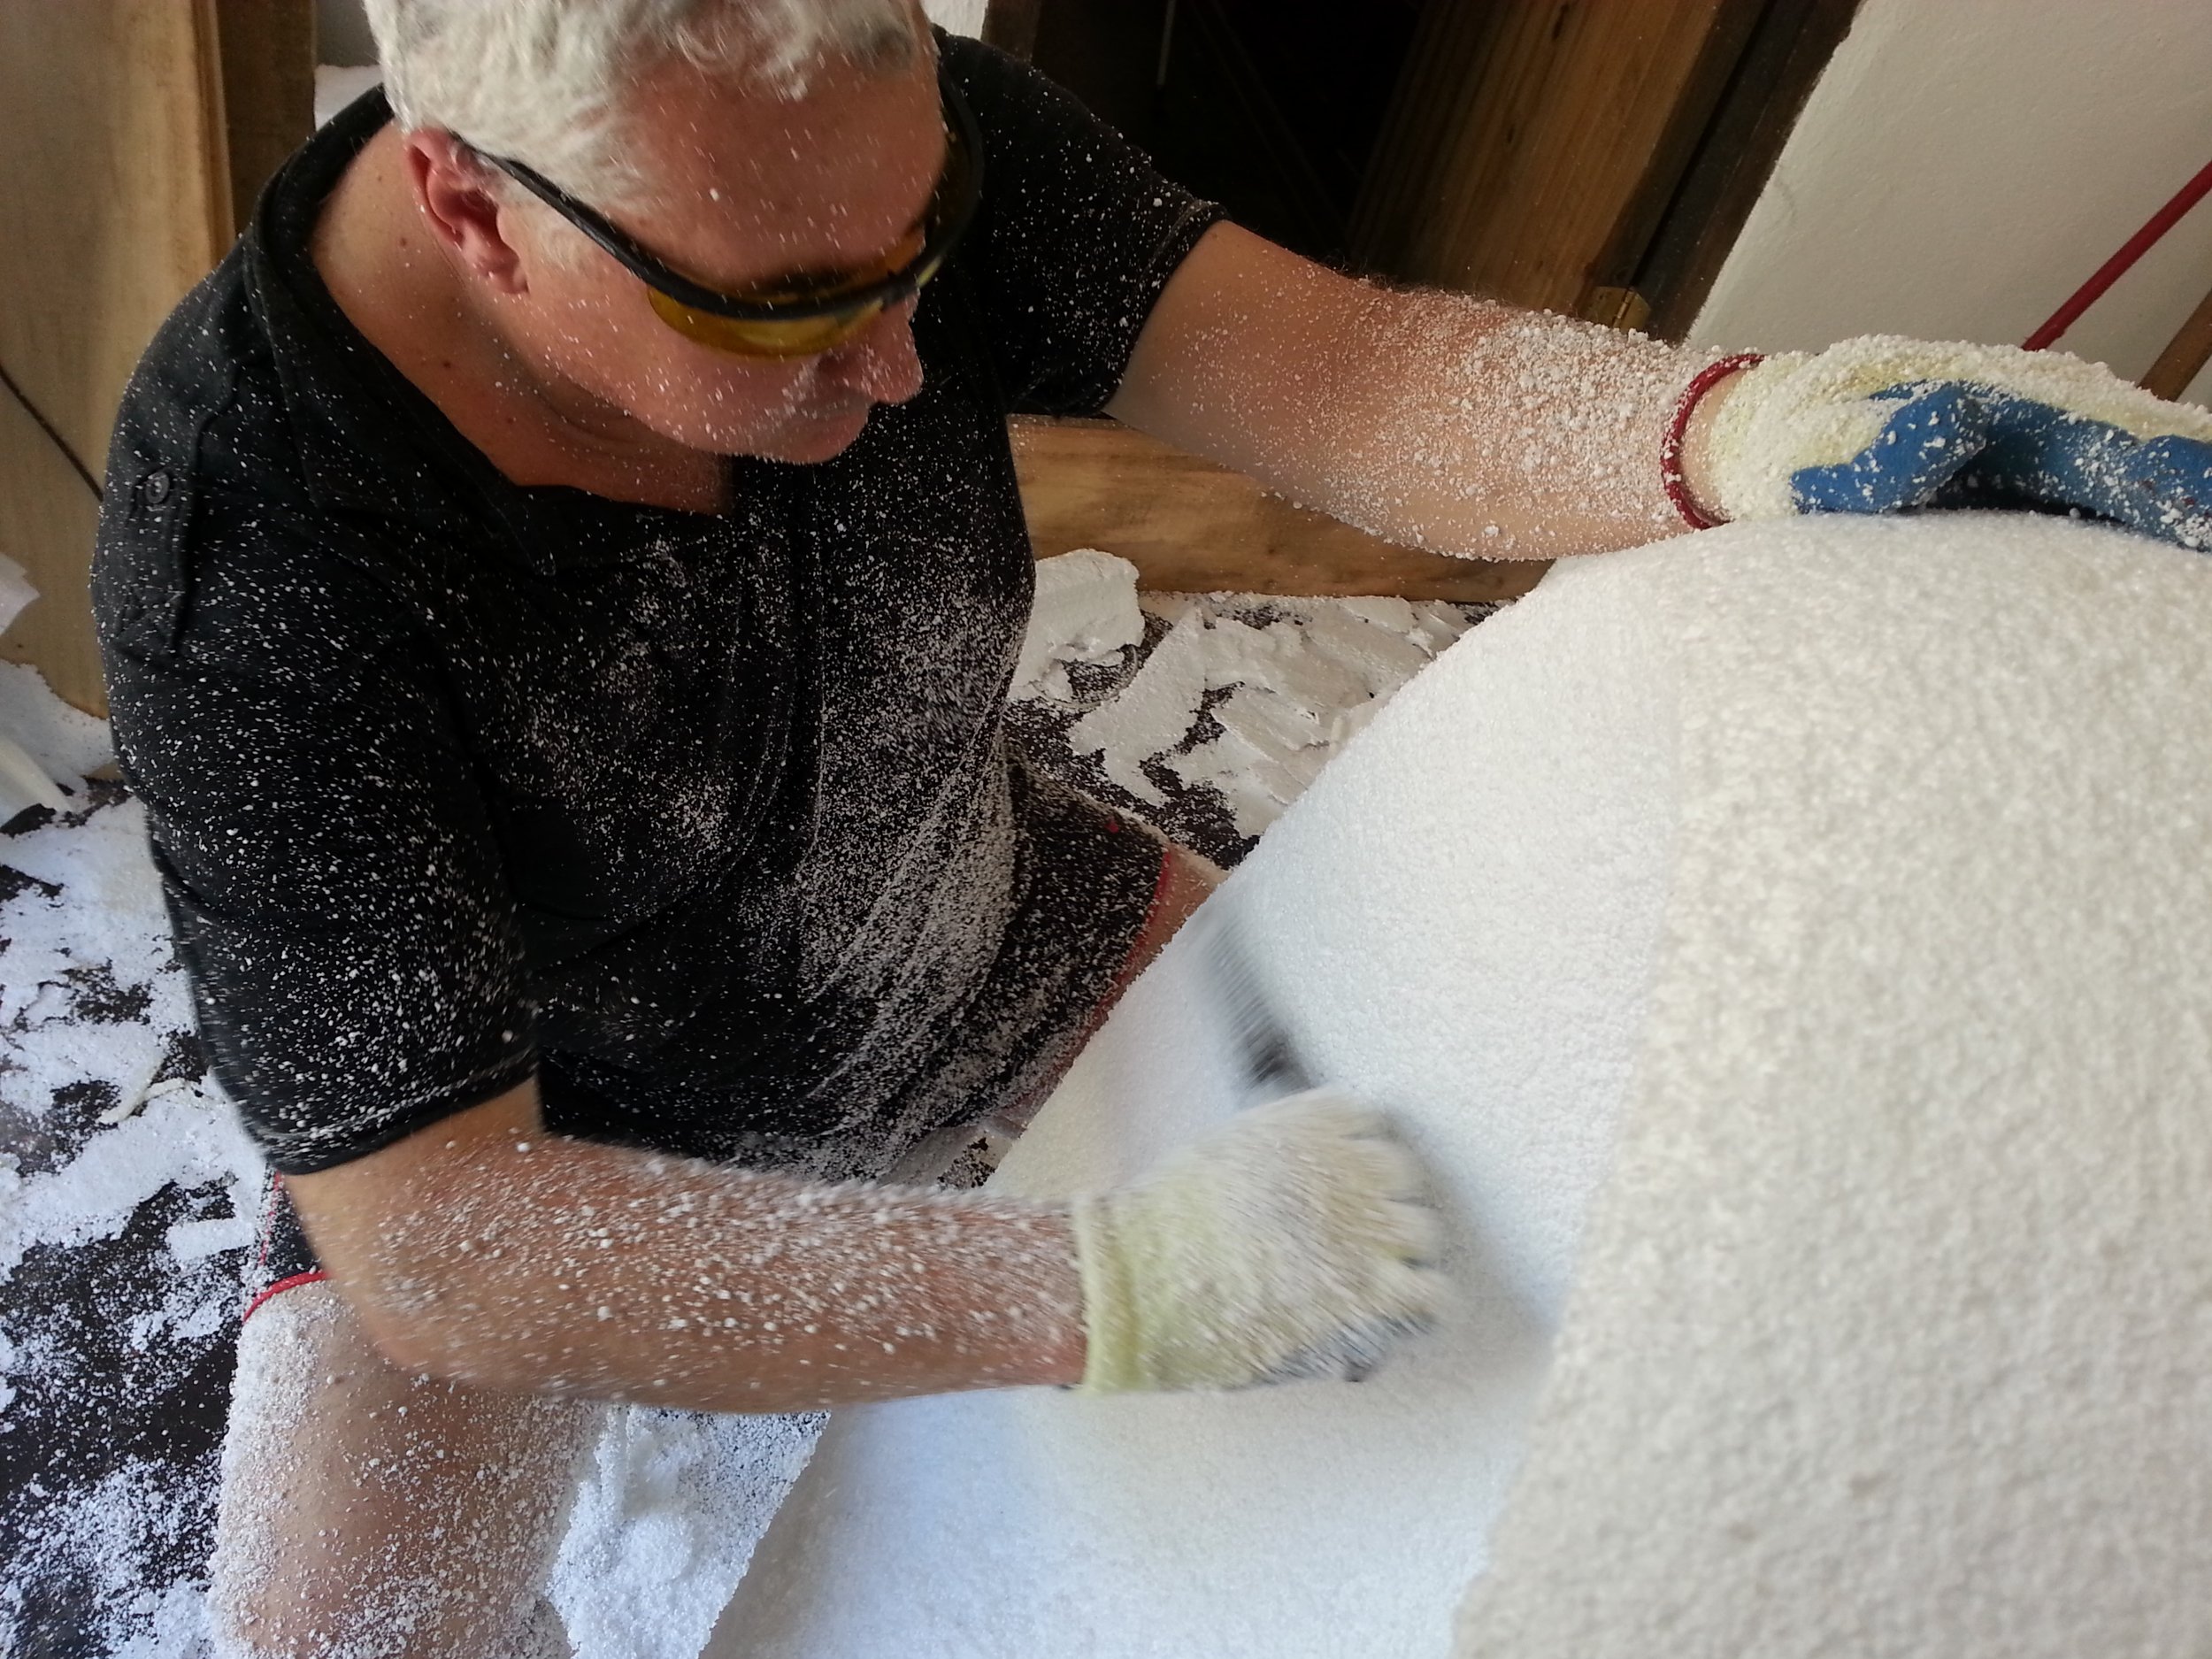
xmin=940 ymin=34 xmax=1226 ymax=418
xmin=98 ymin=483 xmax=538 ymax=1174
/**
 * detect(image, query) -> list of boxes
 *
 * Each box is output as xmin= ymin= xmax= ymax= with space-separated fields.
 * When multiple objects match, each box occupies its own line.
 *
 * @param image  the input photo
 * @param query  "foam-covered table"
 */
xmin=706 ymin=513 xmax=2212 ymax=1659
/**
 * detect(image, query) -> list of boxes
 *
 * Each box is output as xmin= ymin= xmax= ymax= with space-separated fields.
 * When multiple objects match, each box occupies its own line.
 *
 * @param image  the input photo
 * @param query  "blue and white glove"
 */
xmin=1695 ymin=337 xmax=2212 ymax=550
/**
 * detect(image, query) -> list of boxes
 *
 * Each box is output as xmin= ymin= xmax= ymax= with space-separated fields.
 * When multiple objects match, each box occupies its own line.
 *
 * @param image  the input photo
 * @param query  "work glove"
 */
xmin=1070 ymin=1089 xmax=1446 ymax=1394
xmin=1694 ymin=336 xmax=2212 ymax=550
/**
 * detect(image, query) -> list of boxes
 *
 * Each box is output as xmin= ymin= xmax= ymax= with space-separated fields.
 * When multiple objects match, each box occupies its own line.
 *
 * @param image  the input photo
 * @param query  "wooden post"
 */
xmin=1348 ymin=0 xmax=1860 ymax=338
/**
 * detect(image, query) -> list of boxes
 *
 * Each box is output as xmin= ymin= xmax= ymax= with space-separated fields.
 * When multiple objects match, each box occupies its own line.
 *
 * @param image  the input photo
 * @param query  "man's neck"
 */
xmin=311 ymin=127 xmax=729 ymax=515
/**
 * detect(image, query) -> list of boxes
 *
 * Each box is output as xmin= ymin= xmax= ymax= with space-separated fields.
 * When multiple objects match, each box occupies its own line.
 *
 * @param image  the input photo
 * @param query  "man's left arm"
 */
xmin=1109 ymin=223 xmax=2212 ymax=558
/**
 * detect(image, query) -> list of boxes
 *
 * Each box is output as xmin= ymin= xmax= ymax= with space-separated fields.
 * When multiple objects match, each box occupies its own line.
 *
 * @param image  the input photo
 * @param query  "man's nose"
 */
xmin=823 ymin=299 xmax=924 ymax=406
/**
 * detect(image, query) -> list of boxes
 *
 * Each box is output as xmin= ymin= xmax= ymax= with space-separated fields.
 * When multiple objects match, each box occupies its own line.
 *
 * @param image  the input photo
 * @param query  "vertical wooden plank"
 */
xmin=1351 ymin=0 xmax=1736 ymax=316
xmin=1580 ymin=0 xmax=1767 ymax=312
xmin=0 ymin=0 xmax=232 ymax=713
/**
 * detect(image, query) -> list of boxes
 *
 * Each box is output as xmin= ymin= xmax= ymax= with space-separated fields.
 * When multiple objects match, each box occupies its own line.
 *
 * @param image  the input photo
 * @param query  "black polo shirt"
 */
xmin=93 ymin=35 xmax=1219 ymax=1178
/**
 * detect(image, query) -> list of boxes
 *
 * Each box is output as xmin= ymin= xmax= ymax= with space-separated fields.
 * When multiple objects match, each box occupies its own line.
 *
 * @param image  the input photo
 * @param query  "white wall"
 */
xmin=1691 ymin=0 xmax=2212 ymax=409
xmin=921 ymin=0 xmax=987 ymax=35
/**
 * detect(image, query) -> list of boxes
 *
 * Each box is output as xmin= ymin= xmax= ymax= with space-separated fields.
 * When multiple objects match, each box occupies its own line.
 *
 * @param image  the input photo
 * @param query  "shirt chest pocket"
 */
xmin=493 ymin=787 xmax=714 ymax=925
xmin=485 ymin=677 xmax=795 ymax=943
xmin=459 ymin=529 xmax=801 ymax=943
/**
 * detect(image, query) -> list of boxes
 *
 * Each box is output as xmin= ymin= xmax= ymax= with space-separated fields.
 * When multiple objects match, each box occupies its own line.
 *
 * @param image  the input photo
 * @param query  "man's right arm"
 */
xmin=292 ymin=1062 xmax=1448 ymax=1409
xmin=288 ymin=1079 xmax=1093 ymax=1413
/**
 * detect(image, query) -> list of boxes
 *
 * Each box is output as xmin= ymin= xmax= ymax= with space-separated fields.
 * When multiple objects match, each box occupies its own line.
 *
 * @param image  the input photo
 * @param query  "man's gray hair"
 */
xmin=365 ymin=0 xmax=924 ymax=207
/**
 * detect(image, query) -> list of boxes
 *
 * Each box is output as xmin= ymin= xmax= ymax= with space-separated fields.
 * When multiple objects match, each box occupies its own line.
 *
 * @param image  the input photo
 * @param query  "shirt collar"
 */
xmin=241 ymin=88 xmax=565 ymax=570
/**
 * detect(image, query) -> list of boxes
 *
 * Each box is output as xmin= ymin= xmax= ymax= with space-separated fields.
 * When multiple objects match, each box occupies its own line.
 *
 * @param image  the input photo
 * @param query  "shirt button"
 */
xmin=144 ymin=470 xmax=172 ymax=507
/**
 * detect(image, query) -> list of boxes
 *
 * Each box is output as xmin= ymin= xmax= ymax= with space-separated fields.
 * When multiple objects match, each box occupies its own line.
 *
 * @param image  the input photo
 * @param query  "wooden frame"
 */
xmin=1599 ymin=0 xmax=1865 ymax=340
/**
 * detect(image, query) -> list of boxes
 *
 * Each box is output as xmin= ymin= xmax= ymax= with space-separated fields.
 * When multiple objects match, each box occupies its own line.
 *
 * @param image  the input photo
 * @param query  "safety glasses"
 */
xmin=476 ymin=65 xmax=983 ymax=359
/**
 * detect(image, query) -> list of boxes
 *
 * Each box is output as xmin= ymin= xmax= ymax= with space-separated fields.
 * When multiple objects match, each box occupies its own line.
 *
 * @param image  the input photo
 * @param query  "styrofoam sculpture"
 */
xmin=706 ymin=511 xmax=2212 ymax=1658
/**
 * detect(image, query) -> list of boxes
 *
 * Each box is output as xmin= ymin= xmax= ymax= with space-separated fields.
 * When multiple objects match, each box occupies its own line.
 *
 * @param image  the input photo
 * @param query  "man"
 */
xmin=92 ymin=2 xmax=2212 ymax=1653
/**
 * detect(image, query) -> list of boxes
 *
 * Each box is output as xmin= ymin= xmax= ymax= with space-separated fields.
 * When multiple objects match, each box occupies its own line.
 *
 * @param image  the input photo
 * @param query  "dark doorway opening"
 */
xmin=1025 ymin=0 xmax=1425 ymax=269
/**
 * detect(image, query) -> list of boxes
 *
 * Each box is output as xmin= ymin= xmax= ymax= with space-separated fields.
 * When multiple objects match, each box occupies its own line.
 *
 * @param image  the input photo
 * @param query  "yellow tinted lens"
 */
xmin=649 ymin=289 xmax=885 ymax=358
xmin=754 ymin=227 xmax=931 ymax=307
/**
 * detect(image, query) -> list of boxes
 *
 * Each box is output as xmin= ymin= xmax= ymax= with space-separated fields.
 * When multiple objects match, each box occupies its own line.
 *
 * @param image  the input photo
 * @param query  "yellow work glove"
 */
xmin=1070 ymin=1089 xmax=1447 ymax=1394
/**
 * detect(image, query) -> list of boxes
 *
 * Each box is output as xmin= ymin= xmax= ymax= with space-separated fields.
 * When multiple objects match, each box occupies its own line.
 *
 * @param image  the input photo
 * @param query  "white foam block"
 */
xmin=1455 ymin=512 xmax=2212 ymax=1655
xmin=706 ymin=513 xmax=2212 ymax=1658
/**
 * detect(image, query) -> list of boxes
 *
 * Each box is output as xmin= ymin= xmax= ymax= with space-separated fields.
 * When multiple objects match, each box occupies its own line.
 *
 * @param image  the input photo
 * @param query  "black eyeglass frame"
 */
xmin=472 ymin=62 xmax=984 ymax=323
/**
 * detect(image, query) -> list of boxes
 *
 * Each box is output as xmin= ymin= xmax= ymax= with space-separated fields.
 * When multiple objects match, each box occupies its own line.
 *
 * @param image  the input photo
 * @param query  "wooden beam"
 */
xmin=1010 ymin=417 xmax=1547 ymax=603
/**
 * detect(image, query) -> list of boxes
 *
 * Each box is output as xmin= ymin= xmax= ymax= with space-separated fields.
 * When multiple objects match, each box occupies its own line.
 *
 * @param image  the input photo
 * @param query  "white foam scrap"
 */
xmin=1064 ymin=611 xmax=1214 ymax=806
xmin=1010 ymin=549 xmax=1144 ymax=703
xmin=0 ymin=574 xmax=105 ymax=818
xmin=1064 ymin=595 xmax=1479 ymax=836
xmin=0 ymin=736 xmax=66 ymax=822
xmin=0 ymin=550 xmax=35 ymax=633
xmin=551 ymin=1409 xmax=826 ymax=1659
xmin=0 ymin=796 xmax=183 ymax=1032
xmin=0 ymin=658 xmax=114 ymax=789
xmin=0 ymin=1084 xmax=260 ymax=1279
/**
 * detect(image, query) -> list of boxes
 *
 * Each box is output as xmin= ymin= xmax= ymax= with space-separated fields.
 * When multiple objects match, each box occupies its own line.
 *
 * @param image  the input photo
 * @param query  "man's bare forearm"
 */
xmin=290 ymin=1085 xmax=1087 ymax=1413
xmin=1111 ymin=223 xmax=1713 ymax=560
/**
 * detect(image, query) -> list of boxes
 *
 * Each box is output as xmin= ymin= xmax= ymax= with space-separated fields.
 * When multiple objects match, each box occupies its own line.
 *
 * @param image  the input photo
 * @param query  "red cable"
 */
xmin=2024 ymin=154 xmax=2212 ymax=350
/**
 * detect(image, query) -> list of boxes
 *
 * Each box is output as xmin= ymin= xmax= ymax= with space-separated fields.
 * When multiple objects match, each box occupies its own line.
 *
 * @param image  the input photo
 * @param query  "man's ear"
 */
xmin=405 ymin=131 xmax=529 ymax=295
